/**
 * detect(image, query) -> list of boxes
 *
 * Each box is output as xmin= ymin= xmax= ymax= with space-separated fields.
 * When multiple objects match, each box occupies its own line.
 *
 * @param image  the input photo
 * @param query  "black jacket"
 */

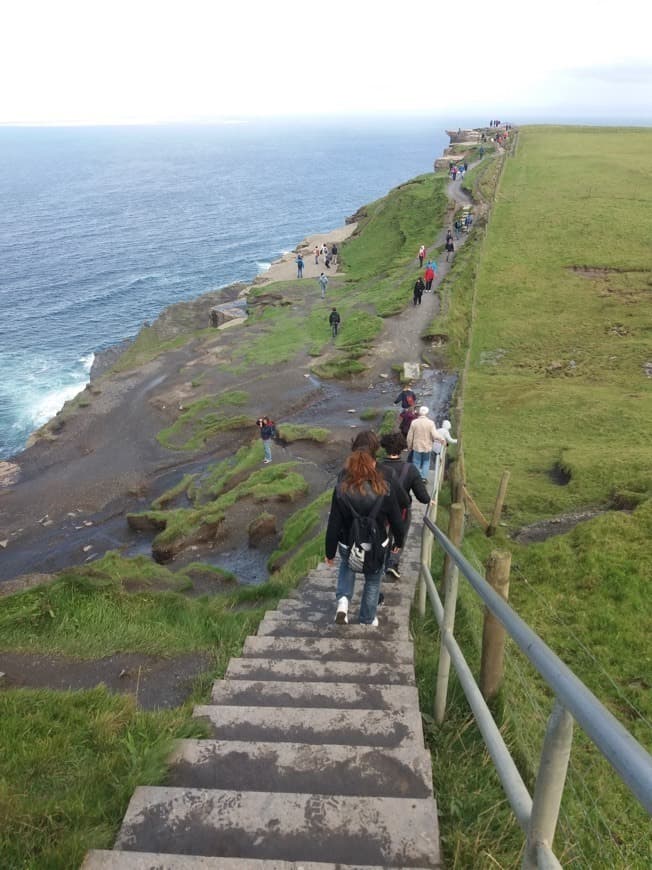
xmin=325 ymin=480 xmax=404 ymax=560
xmin=379 ymin=458 xmax=430 ymax=511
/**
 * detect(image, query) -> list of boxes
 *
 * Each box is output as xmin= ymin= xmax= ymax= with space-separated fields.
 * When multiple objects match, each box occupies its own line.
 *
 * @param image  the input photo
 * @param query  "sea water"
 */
xmin=0 ymin=117 xmax=454 ymax=459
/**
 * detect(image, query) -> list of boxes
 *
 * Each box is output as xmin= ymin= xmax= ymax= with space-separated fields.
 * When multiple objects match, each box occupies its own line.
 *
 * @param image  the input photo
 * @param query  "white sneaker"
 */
xmin=263 ymin=458 xmax=271 ymax=464
xmin=335 ymin=596 xmax=348 ymax=624
xmin=371 ymin=617 xmax=379 ymax=627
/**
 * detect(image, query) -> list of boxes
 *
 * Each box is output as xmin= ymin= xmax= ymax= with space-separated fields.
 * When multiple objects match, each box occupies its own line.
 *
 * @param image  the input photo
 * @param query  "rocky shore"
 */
xmin=0 ymin=151 xmax=470 ymax=588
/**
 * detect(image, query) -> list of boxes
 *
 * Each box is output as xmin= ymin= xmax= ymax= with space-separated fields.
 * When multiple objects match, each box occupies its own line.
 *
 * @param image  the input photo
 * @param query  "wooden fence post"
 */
xmin=487 ymin=470 xmax=510 ymax=536
xmin=479 ymin=549 xmax=512 ymax=701
xmin=440 ymin=500 xmax=465 ymax=594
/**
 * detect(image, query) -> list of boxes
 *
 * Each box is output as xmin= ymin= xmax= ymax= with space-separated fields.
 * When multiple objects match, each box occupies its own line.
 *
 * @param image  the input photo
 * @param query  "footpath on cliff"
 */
xmin=0 ymin=166 xmax=474 ymax=604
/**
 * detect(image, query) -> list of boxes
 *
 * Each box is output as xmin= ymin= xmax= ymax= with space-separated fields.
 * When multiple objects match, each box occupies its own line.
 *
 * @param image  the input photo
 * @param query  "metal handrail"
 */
xmin=423 ymin=515 xmax=652 ymax=813
xmin=417 ymin=473 xmax=652 ymax=867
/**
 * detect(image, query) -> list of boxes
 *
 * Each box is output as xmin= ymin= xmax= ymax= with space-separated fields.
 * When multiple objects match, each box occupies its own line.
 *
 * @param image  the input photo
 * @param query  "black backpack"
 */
xmin=339 ymin=490 xmax=388 ymax=573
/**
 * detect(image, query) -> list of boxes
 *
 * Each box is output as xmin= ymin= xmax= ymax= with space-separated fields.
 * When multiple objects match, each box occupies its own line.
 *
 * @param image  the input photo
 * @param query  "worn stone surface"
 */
xmin=242 ymin=636 xmax=414 ymax=665
xmin=192 ymin=705 xmax=424 ymax=748
xmin=224 ymin=657 xmax=415 ymax=685
xmin=210 ymin=679 xmax=419 ymax=710
xmin=167 ymin=740 xmax=434 ymax=797
xmin=114 ymin=787 xmax=441 ymax=868
xmin=83 ymin=850 xmax=435 ymax=869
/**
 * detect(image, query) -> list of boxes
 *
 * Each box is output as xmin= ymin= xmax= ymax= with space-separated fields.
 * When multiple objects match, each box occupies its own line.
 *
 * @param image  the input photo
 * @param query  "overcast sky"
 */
xmin=1 ymin=0 xmax=650 ymax=125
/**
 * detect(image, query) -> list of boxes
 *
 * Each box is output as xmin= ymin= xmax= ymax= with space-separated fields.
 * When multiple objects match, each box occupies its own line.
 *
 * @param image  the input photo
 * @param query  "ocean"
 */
xmin=0 ymin=117 xmax=454 ymax=460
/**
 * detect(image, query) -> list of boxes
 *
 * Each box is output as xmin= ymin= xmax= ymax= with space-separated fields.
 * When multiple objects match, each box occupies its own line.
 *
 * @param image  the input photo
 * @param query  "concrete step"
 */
xmin=262 ymin=608 xmax=406 ymax=626
xmin=256 ymin=617 xmax=410 ymax=641
xmin=193 ymin=705 xmax=424 ymax=748
xmin=210 ymin=679 xmax=419 ymax=710
xmin=286 ymin=587 xmax=410 ymax=605
xmin=83 ymin=851 xmax=435 ymax=869
xmin=113 ymin=787 xmax=441 ymax=867
xmin=225 ymin=658 xmax=415 ymax=685
xmin=167 ymin=739 xmax=434 ymax=798
xmin=242 ymin=636 xmax=414 ymax=666
xmin=275 ymin=597 xmax=410 ymax=618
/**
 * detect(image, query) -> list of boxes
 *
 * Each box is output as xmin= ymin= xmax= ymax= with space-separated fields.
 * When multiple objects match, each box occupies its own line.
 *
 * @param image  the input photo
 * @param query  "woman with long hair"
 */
xmin=325 ymin=449 xmax=404 ymax=626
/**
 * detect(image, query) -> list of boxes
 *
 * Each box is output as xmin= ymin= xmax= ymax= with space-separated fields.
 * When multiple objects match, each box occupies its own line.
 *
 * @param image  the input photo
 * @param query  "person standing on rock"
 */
xmin=257 ymin=416 xmax=277 ymax=464
xmin=295 ymin=254 xmax=304 ymax=278
xmin=413 ymin=276 xmax=425 ymax=306
xmin=325 ymin=449 xmax=404 ymax=626
xmin=318 ymin=272 xmax=329 ymax=298
xmin=406 ymin=406 xmax=446 ymax=481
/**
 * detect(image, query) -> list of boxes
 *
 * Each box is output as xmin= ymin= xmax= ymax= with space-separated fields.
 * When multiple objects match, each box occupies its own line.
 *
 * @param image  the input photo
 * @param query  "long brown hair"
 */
xmin=340 ymin=450 xmax=387 ymax=496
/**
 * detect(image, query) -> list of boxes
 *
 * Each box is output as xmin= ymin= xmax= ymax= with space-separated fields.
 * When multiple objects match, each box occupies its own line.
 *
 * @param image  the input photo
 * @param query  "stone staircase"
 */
xmin=82 ymin=502 xmax=441 ymax=869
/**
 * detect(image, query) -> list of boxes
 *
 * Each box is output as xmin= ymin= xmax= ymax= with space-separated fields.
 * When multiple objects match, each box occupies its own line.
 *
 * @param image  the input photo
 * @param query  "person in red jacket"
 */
xmin=424 ymin=262 xmax=436 ymax=292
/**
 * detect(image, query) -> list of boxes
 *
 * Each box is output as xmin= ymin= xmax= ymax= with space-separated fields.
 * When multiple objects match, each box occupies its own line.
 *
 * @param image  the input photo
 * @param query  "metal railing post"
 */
xmin=419 ymin=450 xmax=444 ymax=617
xmin=434 ymin=502 xmax=465 ymax=723
xmin=522 ymin=701 xmax=574 ymax=870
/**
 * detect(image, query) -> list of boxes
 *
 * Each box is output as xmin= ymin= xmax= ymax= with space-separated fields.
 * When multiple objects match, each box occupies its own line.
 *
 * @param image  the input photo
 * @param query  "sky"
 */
xmin=1 ymin=0 xmax=650 ymax=126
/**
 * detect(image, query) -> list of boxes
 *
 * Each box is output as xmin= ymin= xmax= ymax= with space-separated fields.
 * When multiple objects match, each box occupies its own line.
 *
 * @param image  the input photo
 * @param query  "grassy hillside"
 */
xmin=420 ymin=126 xmax=652 ymax=868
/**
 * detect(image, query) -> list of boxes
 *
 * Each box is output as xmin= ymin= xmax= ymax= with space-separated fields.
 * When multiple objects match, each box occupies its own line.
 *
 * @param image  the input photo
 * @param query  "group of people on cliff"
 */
xmin=324 ymin=388 xmax=457 ymax=627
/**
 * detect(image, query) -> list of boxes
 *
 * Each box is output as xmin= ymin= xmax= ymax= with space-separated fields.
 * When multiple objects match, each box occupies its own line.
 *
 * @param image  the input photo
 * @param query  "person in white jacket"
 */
xmin=433 ymin=420 xmax=458 ymax=454
xmin=406 ymin=406 xmax=446 ymax=481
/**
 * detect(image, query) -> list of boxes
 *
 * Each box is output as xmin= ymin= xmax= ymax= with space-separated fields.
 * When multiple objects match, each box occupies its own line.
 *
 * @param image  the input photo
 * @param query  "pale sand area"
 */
xmin=251 ymin=222 xmax=358 ymax=287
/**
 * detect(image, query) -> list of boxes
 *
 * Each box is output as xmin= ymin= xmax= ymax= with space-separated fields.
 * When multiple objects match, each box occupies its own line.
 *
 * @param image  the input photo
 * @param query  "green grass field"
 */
xmin=424 ymin=126 xmax=652 ymax=867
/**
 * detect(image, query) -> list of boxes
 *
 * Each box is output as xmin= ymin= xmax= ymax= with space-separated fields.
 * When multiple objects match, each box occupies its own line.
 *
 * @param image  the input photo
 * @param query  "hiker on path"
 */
xmin=256 ymin=415 xmax=277 ymax=464
xmin=465 ymin=213 xmax=473 ymax=229
xmin=418 ymin=244 xmax=426 ymax=267
xmin=379 ymin=431 xmax=431 ymax=579
xmin=331 ymin=243 xmax=338 ymax=266
xmin=445 ymin=237 xmax=455 ymax=262
xmin=329 ymin=307 xmax=341 ymax=337
xmin=413 ymin=276 xmax=425 ymax=306
xmin=399 ymin=404 xmax=418 ymax=439
xmin=454 ymin=219 xmax=462 ymax=239
xmin=314 ymin=246 xmax=320 ymax=264
xmin=325 ymin=449 xmax=404 ymax=626
xmin=406 ymin=406 xmax=446 ymax=481
xmin=295 ymin=254 xmax=304 ymax=278
xmin=424 ymin=262 xmax=436 ymax=292
xmin=433 ymin=419 xmax=458 ymax=461
xmin=394 ymin=384 xmax=417 ymax=409
xmin=318 ymin=272 xmax=329 ymax=298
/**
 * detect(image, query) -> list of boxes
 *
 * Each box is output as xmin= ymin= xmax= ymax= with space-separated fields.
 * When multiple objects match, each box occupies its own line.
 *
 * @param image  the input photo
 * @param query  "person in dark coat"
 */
xmin=413 ymin=277 xmax=425 ymax=305
xmin=379 ymin=431 xmax=431 ymax=578
xmin=393 ymin=385 xmax=417 ymax=409
xmin=325 ymin=450 xmax=404 ymax=626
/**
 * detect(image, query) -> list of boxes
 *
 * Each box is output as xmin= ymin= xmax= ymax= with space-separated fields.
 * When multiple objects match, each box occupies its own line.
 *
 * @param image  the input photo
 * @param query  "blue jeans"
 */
xmin=336 ymin=551 xmax=383 ymax=624
xmin=262 ymin=439 xmax=272 ymax=461
xmin=412 ymin=450 xmax=431 ymax=478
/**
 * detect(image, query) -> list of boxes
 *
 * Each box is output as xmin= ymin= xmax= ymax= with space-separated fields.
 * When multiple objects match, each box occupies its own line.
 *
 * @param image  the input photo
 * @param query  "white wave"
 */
xmin=79 ymin=352 xmax=95 ymax=372
xmin=256 ymin=261 xmax=272 ymax=273
xmin=30 ymin=382 xmax=88 ymax=430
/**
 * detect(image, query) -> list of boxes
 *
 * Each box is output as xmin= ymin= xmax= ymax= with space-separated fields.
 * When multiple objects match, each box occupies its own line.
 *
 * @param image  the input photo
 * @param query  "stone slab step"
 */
xmin=210 ymin=679 xmax=419 ymax=710
xmin=83 ymin=851 xmax=435 ymax=870
xmin=225 ymin=658 xmax=415 ymax=685
xmin=242 ymin=637 xmax=413 ymax=666
xmin=256 ymin=618 xmax=410 ymax=640
xmin=275 ymin=597 xmax=410 ymax=617
xmin=167 ymin=740 xmax=433 ymax=798
xmin=113 ymin=787 xmax=441 ymax=868
xmin=193 ymin=705 xmax=424 ymax=748
xmin=263 ymin=608 xmax=406 ymax=626
xmin=286 ymin=588 xmax=410 ymax=605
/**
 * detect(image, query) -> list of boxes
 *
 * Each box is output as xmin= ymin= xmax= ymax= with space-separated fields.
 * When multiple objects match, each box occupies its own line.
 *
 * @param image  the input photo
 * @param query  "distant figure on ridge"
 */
xmin=329 ymin=307 xmax=341 ymax=337
xmin=256 ymin=415 xmax=277 ymax=464
xmin=295 ymin=253 xmax=304 ymax=278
